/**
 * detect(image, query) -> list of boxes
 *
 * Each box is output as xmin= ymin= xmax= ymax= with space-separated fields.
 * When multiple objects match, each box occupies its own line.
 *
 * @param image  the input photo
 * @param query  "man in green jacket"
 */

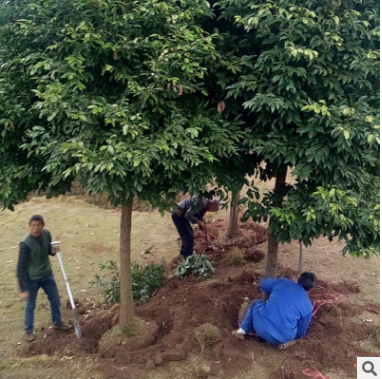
xmin=17 ymin=215 xmax=70 ymax=342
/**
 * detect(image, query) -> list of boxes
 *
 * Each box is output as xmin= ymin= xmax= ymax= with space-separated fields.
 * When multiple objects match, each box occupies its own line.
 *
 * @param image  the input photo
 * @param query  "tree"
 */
xmin=214 ymin=154 xmax=261 ymax=238
xmin=215 ymin=0 xmax=380 ymax=276
xmin=0 ymin=0 xmax=242 ymax=325
xmin=200 ymin=8 xmax=263 ymax=239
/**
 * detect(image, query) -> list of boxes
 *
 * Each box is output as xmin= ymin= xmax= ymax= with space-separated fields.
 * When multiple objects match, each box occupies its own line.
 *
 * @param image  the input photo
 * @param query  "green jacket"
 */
xmin=22 ymin=229 xmax=52 ymax=281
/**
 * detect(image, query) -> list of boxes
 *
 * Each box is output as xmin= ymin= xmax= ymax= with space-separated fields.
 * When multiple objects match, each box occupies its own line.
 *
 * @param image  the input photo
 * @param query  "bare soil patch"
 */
xmin=22 ymin=220 xmax=379 ymax=379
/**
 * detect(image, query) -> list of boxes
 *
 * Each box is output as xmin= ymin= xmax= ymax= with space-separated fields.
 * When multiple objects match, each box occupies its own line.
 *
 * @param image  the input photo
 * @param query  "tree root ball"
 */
xmin=98 ymin=318 xmax=159 ymax=358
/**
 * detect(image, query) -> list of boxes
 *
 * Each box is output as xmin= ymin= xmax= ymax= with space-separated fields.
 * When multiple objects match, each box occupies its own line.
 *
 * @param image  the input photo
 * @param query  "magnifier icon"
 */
xmin=362 ymin=361 xmax=377 ymax=376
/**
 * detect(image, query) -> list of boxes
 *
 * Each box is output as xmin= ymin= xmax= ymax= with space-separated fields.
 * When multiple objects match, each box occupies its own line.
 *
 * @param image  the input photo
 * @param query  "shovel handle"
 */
xmin=53 ymin=243 xmax=82 ymax=339
xmin=56 ymin=251 xmax=76 ymax=310
xmin=204 ymin=227 xmax=209 ymax=246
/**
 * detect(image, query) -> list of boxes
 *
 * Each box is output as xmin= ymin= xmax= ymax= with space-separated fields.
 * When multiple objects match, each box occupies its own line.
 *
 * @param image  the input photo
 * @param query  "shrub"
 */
xmin=194 ymin=323 xmax=221 ymax=353
xmin=91 ymin=261 xmax=121 ymax=304
xmin=169 ymin=254 xmax=216 ymax=279
xmin=223 ymin=247 xmax=246 ymax=266
xmin=238 ymin=296 xmax=251 ymax=325
xmin=131 ymin=261 xmax=165 ymax=303
xmin=91 ymin=260 xmax=165 ymax=304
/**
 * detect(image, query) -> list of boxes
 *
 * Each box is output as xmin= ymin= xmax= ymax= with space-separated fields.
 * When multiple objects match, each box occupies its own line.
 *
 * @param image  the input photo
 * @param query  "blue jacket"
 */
xmin=242 ymin=278 xmax=313 ymax=344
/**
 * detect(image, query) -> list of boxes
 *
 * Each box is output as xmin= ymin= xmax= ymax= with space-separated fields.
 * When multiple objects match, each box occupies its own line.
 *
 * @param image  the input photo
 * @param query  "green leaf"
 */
xmin=343 ymin=108 xmax=355 ymax=116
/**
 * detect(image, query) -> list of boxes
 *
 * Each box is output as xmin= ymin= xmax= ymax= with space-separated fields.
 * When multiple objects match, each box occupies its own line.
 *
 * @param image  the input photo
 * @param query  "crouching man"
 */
xmin=233 ymin=272 xmax=317 ymax=349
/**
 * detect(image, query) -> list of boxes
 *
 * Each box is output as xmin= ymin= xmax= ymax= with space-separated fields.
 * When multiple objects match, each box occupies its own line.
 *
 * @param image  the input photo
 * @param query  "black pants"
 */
xmin=172 ymin=213 xmax=194 ymax=258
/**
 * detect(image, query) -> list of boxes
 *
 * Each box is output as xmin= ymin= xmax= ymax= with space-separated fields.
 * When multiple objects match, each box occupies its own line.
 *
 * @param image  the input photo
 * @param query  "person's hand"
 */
xmin=52 ymin=245 xmax=60 ymax=255
xmin=20 ymin=291 xmax=29 ymax=301
xmin=197 ymin=220 xmax=206 ymax=230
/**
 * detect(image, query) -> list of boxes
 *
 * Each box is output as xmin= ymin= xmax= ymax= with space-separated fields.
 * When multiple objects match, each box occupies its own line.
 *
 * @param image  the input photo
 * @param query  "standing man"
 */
xmin=172 ymin=196 xmax=220 ymax=259
xmin=17 ymin=215 xmax=70 ymax=342
xmin=232 ymin=272 xmax=317 ymax=349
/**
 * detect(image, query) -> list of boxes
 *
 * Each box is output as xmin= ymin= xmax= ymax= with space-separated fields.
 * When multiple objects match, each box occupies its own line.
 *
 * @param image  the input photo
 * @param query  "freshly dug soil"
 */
xmin=193 ymin=219 xmax=268 ymax=260
xmin=23 ymin=220 xmax=379 ymax=379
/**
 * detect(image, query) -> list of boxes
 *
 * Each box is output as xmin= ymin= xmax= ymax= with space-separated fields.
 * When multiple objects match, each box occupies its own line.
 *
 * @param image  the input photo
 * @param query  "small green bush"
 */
xmin=131 ymin=261 xmax=165 ymax=303
xmin=91 ymin=260 xmax=165 ymax=304
xmin=169 ymin=254 xmax=216 ymax=279
xmin=91 ymin=261 xmax=120 ymax=304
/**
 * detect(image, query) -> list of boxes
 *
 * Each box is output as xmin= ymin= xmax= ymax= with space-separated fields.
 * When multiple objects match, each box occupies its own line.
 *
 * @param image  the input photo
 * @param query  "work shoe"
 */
xmin=231 ymin=329 xmax=246 ymax=340
xmin=53 ymin=321 xmax=72 ymax=331
xmin=25 ymin=332 xmax=36 ymax=342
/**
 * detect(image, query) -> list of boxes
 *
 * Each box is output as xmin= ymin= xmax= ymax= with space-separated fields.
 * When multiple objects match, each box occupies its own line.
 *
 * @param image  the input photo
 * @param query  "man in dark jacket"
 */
xmin=172 ymin=196 xmax=220 ymax=259
xmin=17 ymin=215 xmax=70 ymax=342
xmin=232 ymin=272 xmax=317 ymax=349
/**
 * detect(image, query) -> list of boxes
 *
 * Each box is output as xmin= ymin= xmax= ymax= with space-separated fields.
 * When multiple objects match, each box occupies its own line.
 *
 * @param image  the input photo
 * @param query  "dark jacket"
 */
xmin=17 ymin=230 xmax=54 ymax=292
xmin=174 ymin=196 xmax=209 ymax=224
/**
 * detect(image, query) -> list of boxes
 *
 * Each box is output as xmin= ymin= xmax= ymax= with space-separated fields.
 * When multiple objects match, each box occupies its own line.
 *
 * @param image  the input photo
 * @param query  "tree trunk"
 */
xmin=120 ymin=203 xmax=134 ymax=326
xmin=298 ymin=240 xmax=303 ymax=275
xmin=227 ymin=190 xmax=240 ymax=239
xmin=266 ymin=229 xmax=279 ymax=278
xmin=265 ymin=166 xmax=288 ymax=279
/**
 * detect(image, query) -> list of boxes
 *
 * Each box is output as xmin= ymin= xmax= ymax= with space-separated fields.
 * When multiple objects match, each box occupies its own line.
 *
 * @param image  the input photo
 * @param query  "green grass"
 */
xmin=0 ymin=196 xmax=181 ymax=360
xmin=0 ymin=356 xmax=103 ymax=379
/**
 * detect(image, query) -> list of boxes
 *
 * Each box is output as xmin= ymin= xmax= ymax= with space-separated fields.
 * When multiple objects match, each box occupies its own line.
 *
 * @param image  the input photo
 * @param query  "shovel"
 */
xmin=51 ymin=241 xmax=82 ymax=339
xmin=203 ymin=226 xmax=216 ymax=252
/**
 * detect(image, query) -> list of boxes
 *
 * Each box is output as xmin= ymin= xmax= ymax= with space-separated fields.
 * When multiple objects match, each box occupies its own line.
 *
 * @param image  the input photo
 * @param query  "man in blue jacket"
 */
xmin=172 ymin=196 xmax=220 ymax=259
xmin=232 ymin=272 xmax=317 ymax=349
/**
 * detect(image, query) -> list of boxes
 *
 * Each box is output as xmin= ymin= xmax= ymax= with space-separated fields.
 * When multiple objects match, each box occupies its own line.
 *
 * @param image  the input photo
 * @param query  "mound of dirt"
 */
xmin=316 ymin=279 xmax=360 ymax=294
xmin=192 ymin=219 xmax=267 ymax=259
xmin=25 ymin=264 xmax=378 ymax=379
xmin=23 ymin=221 xmax=378 ymax=379
xmin=24 ymin=266 xmax=262 ymax=373
xmin=244 ymin=249 xmax=265 ymax=263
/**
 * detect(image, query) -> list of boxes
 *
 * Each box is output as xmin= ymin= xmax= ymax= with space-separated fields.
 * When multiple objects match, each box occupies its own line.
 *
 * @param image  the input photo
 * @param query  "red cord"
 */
xmin=302 ymin=286 xmax=343 ymax=378
xmin=310 ymin=285 xmax=342 ymax=317
xmin=302 ymin=368 xmax=329 ymax=379
xmin=311 ymin=292 xmax=342 ymax=317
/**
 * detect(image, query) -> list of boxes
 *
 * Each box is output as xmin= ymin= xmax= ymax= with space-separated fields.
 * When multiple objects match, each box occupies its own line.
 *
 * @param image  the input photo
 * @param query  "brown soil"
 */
xmin=193 ymin=219 xmax=267 ymax=260
xmin=244 ymin=249 xmax=265 ymax=263
xmin=22 ymin=220 xmax=379 ymax=379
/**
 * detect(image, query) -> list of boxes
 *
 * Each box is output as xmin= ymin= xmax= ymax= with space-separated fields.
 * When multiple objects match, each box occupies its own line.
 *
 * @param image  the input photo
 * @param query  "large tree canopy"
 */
xmin=0 ymin=0 xmax=242 ymax=209
xmin=0 ymin=0 xmax=244 ymax=324
xmin=0 ymin=0 xmax=379 ymax=289
xmin=212 ymin=0 xmax=380 ymax=264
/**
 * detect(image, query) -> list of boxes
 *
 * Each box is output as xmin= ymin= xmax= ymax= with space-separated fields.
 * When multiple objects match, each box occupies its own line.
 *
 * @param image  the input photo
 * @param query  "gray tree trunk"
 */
xmin=299 ymin=240 xmax=303 ymax=275
xmin=227 ymin=191 xmax=241 ymax=239
xmin=120 ymin=203 xmax=134 ymax=325
xmin=265 ymin=166 xmax=288 ymax=279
